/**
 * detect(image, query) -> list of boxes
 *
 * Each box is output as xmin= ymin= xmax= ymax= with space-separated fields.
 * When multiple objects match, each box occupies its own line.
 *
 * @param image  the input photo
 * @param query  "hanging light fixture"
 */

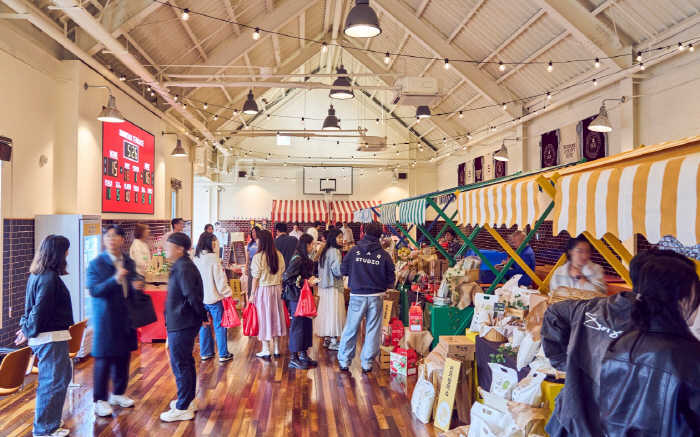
xmin=247 ymin=167 xmax=257 ymax=182
xmin=84 ymin=83 xmax=124 ymax=123
xmin=494 ymin=142 xmax=509 ymax=162
xmin=329 ymin=66 xmax=354 ymax=100
xmin=499 ymin=61 xmax=505 ymax=71
xmin=589 ymin=97 xmax=625 ymax=132
xmin=163 ymin=131 xmax=187 ymax=157
xmin=344 ymin=0 xmax=382 ymax=38
xmin=416 ymin=105 xmax=431 ymax=119
xmin=322 ymin=105 xmax=341 ymax=130
xmin=242 ymin=90 xmax=259 ymax=114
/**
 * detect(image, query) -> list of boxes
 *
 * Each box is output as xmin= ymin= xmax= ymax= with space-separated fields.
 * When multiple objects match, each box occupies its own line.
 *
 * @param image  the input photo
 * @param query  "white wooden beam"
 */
xmin=495 ymin=30 xmax=570 ymax=84
xmin=478 ymin=9 xmax=545 ymax=68
xmin=386 ymin=32 xmax=410 ymax=70
xmin=265 ymin=0 xmax=274 ymax=14
xmin=446 ymin=0 xmax=485 ymax=43
xmin=418 ymin=126 xmax=436 ymax=138
xmin=243 ymin=53 xmax=256 ymax=81
xmin=299 ymin=11 xmax=306 ymax=52
xmin=221 ymin=0 xmax=241 ymax=36
xmin=167 ymin=0 xmax=208 ymax=61
xmin=271 ymin=33 xmax=282 ymax=67
xmin=415 ymin=0 xmax=430 ymax=17
xmin=434 ymin=78 xmax=465 ymax=107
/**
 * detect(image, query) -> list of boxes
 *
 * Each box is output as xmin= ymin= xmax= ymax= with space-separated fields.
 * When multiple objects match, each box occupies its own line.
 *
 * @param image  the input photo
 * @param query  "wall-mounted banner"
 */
xmin=540 ymin=129 xmax=559 ymax=168
xmin=474 ymin=157 xmax=484 ymax=183
xmin=580 ymin=115 xmax=608 ymax=162
xmin=458 ymin=162 xmax=466 ymax=186
xmin=494 ymin=157 xmax=507 ymax=178
xmin=559 ymin=122 xmax=579 ymax=164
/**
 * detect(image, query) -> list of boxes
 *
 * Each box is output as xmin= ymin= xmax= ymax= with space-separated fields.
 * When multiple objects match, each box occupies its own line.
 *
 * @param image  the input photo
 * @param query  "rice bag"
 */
xmin=411 ymin=377 xmax=436 ymax=424
xmin=516 ymin=333 xmax=541 ymax=371
xmin=511 ymin=327 xmax=527 ymax=348
xmin=488 ymin=363 xmax=519 ymax=400
xmin=511 ymin=369 xmax=547 ymax=407
xmin=470 ymin=293 xmax=498 ymax=332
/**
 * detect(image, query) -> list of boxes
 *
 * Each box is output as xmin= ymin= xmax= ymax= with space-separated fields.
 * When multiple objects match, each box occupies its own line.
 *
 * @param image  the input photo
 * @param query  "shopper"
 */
xmin=289 ymin=223 xmax=303 ymax=240
xmin=160 ymin=232 xmax=208 ymax=422
xmin=244 ymin=226 xmax=261 ymax=299
xmin=315 ymin=228 xmax=346 ymax=350
xmin=282 ymin=234 xmax=317 ymax=369
xmin=16 ymin=235 xmax=73 ymax=437
xmin=250 ymin=229 xmax=287 ymax=359
xmin=541 ymin=249 xmax=692 ymax=437
xmin=204 ymin=224 xmax=214 ymax=233
xmin=549 ymin=235 xmax=606 ymax=294
xmin=129 ymin=223 xmax=151 ymax=285
xmin=275 ymin=222 xmax=298 ymax=268
xmin=306 ymin=221 xmax=320 ymax=242
xmin=87 ymin=225 xmax=138 ymax=417
xmin=341 ymin=222 xmax=354 ymax=244
xmin=193 ymin=232 xmax=233 ymax=363
xmin=158 ymin=218 xmax=185 ymax=247
xmin=496 ymin=230 xmax=536 ymax=287
xmin=443 ymin=229 xmax=461 ymax=256
xmin=337 ymin=222 xmax=396 ymax=372
xmin=599 ymin=256 xmax=700 ymax=436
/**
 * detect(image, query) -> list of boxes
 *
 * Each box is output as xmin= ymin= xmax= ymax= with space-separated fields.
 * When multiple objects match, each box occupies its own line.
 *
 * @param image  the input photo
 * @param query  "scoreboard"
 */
xmin=102 ymin=120 xmax=155 ymax=214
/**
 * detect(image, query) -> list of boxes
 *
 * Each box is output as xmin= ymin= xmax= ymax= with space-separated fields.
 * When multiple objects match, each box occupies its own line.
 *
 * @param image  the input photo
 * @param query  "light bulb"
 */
xmin=547 ymin=92 xmax=551 ymax=100
xmin=174 ymin=94 xmax=179 ymax=101
xmin=214 ymin=114 xmax=218 ymax=121
xmin=183 ymin=103 xmax=187 ymax=109
xmin=322 ymin=42 xmax=328 ymax=53
xmin=276 ymin=177 xmax=279 ymax=181
xmin=293 ymin=178 xmax=296 ymax=181
xmin=233 ymin=109 xmax=238 ymax=116
xmin=593 ymin=78 xmax=597 ymax=86
xmin=301 ymin=117 xmax=304 ymax=125
xmin=267 ymin=114 xmax=270 ymax=119
xmin=689 ymin=44 xmax=694 ymax=52
xmin=416 ymin=117 xmax=420 ymax=123
xmin=640 ymin=62 xmax=645 ymax=70
xmin=467 ymin=133 xmax=471 ymax=139
xmin=204 ymin=102 xmax=208 ymax=109
xmin=147 ymin=86 xmax=151 ymax=92
xmin=547 ymin=61 xmax=553 ymax=72
xmin=376 ymin=118 xmax=379 ymax=125
xmin=119 ymin=75 xmax=126 ymax=82
xmin=444 ymin=59 xmax=450 ymax=70
xmin=637 ymin=52 xmax=642 ymax=61
xmin=595 ymin=58 xmax=600 ymax=68
xmin=150 ymin=91 xmax=155 ymax=97
xmin=393 ymin=143 xmax=396 ymax=148
xmin=499 ymin=61 xmax=505 ymax=71
xmin=678 ymin=42 xmax=684 ymax=51
xmin=384 ymin=52 xmax=390 ymax=64
xmin=459 ymin=111 xmax=463 ymax=118
xmin=502 ymin=102 xmax=507 ymax=110
xmin=396 ymin=151 xmax=399 ymax=155
xmin=544 ymin=105 xmax=548 ymax=111
xmin=534 ymin=109 xmax=538 ymax=115
xmin=253 ymin=28 xmax=260 ymax=40
xmin=181 ymin=8 xmax=189 ymax=21
xmin=462 ymin=145 xmax=466 ymax=150
xmin=430 ymin=157 xmax=433 ymax=162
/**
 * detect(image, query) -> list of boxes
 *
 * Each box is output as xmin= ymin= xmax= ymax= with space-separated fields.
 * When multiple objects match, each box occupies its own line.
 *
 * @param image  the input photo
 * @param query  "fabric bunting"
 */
xmin=399 ymin=199 xmax=426 ymax=225
xmin=353 ymin=208 xmax=375 ymax=223
xmin=379 ymin=204 xmax=398 ymax=225
xmin=553 ymin=153 xmax=700 ymax=245
xmin=435 ymin=193 xmax=455 ymax=206
xmin=333 ymin=200 xmax=380 ymax=223
xmin=456 ymin=179 xmax=541 ymax=228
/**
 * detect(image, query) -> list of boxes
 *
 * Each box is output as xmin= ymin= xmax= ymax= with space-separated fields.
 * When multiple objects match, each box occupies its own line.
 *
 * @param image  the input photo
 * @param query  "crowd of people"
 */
xmin=12 ymin=216 xmax=700 ymax=436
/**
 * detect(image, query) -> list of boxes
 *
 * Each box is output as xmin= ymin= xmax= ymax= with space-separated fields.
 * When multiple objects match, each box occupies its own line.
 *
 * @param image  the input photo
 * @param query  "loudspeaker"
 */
xmin=238 ymin=171 xmax=247 ymax=178
xmin=0 ymin=136 xmax=12 ymax=162
xmin=398 ymin=172 xmax=407 ymax=180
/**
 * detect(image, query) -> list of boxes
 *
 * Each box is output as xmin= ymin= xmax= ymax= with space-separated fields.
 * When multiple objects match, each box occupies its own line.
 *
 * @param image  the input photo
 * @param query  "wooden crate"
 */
xmin=377 ymin=346 xmax=393 ymax=370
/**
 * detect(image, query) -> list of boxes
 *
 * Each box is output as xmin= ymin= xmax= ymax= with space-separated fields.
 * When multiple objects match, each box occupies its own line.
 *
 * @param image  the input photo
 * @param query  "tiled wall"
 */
xmin=101 ymin=219 xmax=172 ymax=254
xmin=1 ymin=219 xmax=35 ymax=348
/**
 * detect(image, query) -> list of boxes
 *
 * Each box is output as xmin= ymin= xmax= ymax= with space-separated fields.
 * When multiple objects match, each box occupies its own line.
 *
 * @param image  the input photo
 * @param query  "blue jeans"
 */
xmin=31 ymin=341 xmax=71 ymax=436
xmin=168 ymin=326 xmax=200 ymax=410
xmin=337 ymin=295 xmax=384 ymax=369
xmin=199 ymin=301 xmax=229 ymax=357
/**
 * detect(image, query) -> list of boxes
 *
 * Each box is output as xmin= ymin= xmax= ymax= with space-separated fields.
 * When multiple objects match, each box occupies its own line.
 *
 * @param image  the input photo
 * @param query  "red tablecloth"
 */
xmin=140 ymin=288 xmax=167 ymax=342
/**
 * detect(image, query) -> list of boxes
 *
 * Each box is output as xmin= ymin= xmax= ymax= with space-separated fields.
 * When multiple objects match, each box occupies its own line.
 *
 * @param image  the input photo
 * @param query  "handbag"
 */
xmin=281 ymin=279 xmax=302 ymax=302
xmin=294 ymin=280 xmax=318 ymax=318
xmin=242 ymin=303 xmax=259 ymax=337
xmin=221 ymin=297 xmax=241 ymax=328
xmin=126 ymin=288 xmax=158 ymax=329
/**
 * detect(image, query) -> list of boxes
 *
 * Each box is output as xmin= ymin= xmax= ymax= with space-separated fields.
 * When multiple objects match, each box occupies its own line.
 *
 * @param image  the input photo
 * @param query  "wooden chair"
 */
xmin=67 ymin=320 xmax=88 ymax=387
xmin=0 ymin=347 xmax=32 ymax=396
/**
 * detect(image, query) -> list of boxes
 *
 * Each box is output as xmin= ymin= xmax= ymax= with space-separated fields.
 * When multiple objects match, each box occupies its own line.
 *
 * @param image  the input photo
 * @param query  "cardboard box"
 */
xmin=439 ymin=336 xmax=476 ymax=361
xmin=426 ymin=344 xmax=447 ymax=369
xmin=390 ymin=318 xmax=404 ymax=347
xmin=386 ymin=290 xmax=400 ymax=303
xmin=390 ymin=347 xmax=417 ymax=376
xmin=409 ymin=303 xmax=423 ymax=332
xmin=381 ymin=301 xmax=394 ymax=346
xmin=378 ymin=345 xmax=393 ymax=370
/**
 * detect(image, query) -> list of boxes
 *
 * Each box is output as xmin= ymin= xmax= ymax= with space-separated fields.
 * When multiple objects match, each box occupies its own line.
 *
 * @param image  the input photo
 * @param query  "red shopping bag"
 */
xmin=294 ymin=280 xmax=318 ymax=318
xmin=242 ymin=303 xmax=259 ymax=337
xmin=221 ymin=297 xmax=241 ymax=328
xmin=283 ymin=303 xmax=291 ymax=328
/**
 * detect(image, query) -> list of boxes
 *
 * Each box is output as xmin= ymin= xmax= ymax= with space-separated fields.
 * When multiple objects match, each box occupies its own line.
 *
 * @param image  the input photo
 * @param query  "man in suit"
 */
xmin=87 ymin=224 xmax=140 ymax=417
xmin=160 ymin=232 xmax=207 ymax=422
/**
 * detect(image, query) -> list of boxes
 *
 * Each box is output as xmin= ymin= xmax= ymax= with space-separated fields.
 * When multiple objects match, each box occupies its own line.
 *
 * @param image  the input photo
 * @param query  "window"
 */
xmin=276 ymin=135 xmax=291 ymax=147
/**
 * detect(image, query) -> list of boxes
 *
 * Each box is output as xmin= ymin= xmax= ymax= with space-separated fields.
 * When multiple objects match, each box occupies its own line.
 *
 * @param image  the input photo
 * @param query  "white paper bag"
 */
xmin=411 ymin=377 xmax=436 ymax=423
xmin=469 ymin=402 xmax=518 ymax=436
xmin=511 ymin=368 xmax=547 ymax=407
xmin=470 ymin=294 xmax=499 ymax=332
xmin=516 ymin=334 xmax=541 ymax=371
xmin=488 ymin=363 xmax=519 ymax=400
xmin=511 ymin=327 xmax=527 ymax=348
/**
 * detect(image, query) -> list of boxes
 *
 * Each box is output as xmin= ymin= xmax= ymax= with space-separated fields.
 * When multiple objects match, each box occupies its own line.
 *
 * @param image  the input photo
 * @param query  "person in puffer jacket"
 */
xmin=337 ymin=222 xmax=395 ymax=372
xmin=541 ymin=249 xmax=694 ymax=437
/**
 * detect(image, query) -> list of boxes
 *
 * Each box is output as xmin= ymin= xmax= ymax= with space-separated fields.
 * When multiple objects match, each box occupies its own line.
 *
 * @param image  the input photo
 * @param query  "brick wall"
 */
xmin=101 ymin=219 xmax=172 ymax=254
xmin=1 ymin=219 xmax=35 ymax=348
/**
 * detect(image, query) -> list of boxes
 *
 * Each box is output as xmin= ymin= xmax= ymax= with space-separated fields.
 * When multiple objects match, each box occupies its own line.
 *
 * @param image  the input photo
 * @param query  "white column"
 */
xmin=619 ymin=76 xmax=636 ymax=152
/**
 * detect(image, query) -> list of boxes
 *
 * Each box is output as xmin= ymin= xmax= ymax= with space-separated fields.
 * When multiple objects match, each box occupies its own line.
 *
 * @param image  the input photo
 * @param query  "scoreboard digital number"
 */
xmin=102 ymin=120 xmax=155 ymax=214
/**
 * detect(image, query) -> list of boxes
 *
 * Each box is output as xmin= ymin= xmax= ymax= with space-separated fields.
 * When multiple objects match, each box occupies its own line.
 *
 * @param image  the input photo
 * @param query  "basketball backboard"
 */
xmin=303 ymin=166 xmax=353 ymax=195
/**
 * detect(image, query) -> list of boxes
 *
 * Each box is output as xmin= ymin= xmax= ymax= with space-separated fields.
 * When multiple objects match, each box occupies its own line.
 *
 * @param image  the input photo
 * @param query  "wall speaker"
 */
xmin=398 ymin=172 xmax=407 ymax=180
xmin=0 ymin=136 xmax=13 ymax=162
xmin=238 ymin=171 xmax=247 ymax=178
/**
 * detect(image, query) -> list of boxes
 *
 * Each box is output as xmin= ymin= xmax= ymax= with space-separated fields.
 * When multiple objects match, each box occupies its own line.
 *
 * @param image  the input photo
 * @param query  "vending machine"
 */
xmin=35 ymin=215 xmax=102 ymax=357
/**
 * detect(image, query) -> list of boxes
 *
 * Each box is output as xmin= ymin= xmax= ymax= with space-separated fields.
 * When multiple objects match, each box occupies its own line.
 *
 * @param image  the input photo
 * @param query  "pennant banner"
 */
xmin=399 ymin=198 xmax=427 ymax=225
xmin=379 ymin=203 xmax=398 ymax=225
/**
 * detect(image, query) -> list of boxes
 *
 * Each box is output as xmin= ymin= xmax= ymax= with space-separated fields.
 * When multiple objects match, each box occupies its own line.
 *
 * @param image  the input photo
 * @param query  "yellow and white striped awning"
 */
xmin=456 ymin=179 xmax=542 ymax=228
xmin=553 ymin=153 xmax=700 ymax=245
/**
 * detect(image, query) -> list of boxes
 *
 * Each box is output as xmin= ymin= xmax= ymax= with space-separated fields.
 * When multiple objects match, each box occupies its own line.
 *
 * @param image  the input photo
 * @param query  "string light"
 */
xmin=376 ymin=118 xmax=379 ymax=125
xmin=594 ymin=58 xmax=600 ymax=68
xmin=267 ymin=114 xmax=270 ymax=120
xmin=322 ymin=42 xmax=328 ymax=53
xmin=147 ymin=86 xmax=151 ymax=92
xmin=690 ymin=44 xmax=694 ymax=52
xmin=301 ymin=117 xmax=305 ymax=125
xmin=150 ymin=91 xmax=155 ymax=97
xmin=499 ymin=61 xmax=505 ymax=71
xmin=462 ymin=145 xmax=466 ymax=150
xmin=640 ymin=62 xmax=645 ymax=70
xmin=547 ymin=61 xmax=553 ymax=72
xmin=637 ymin=52 xmax=643 ymax=61
xmin=183 ymin=103 xmax=187 ymax=109
xmin=502 ymin=102 xmax=507 ymax=110
xmin=233 ymin=109 xmax=238 ymax=116
xmin=593 ymin=78 xmax=597 ymax=86
xmin=444 ymin=59 xmax=450 ymax=70
xmin=678 ymin=42 xmax=685 ymax=51
xmin=393 ymin=143 xmax=396 ymax=148
xmin=174 ymin=94 xmax=179 ymax=102
xmin=253 ymin=28 xmax=260 ymax=40
xmin=459 ymin=111 xmax=463 ymax=118
xmin=547 ymin=91 xmax=551 ymax=100
xmin=214 ymin=114 xmax=218 ymax=121
xmin=181 ymin=8 xmax=189 ymax=21
xmin=284 ymin=162 xmax=287 ymax=166
xmin=119 ymin=75 xmax=126 ymax=82
xmin=384 ymin=52 xmax=390 ymax=64
xmin=467 ymin=133 xmax=471 ymax=140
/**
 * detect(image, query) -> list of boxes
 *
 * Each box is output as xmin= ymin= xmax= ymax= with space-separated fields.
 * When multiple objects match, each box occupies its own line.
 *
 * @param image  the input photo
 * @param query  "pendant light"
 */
xmin=242 ymin=90 xmax=259 ymax=114
xmin=247 ymin=167 xmax=257 ymax=182
xmin=494 ymin=142 xmax=509 ymax=161
xmin=390 ymin=170 xmax=399 ymax=184
xmin=163 ymin=131 xmax=187 ymax=157
xmin=589 ymin=97 xmax=625 ymax=132
xmin=416 ymin=105 xmax=431 ymax=119
xmin=344 ymin=0 xmax=382 ymax=38
xmin=84 ymin=83 xmax=124 ymax=123
xmin=329 ymin=66 xmax=354 ymax=100
xmin=322 ymin=105 xmax=341 ymax=130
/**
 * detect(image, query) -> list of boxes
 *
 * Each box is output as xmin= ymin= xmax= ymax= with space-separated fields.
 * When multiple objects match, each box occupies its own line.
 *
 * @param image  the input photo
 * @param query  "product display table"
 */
xmin=141 ymin=286 xmax=167 ymax=343
xmin=425 ymin=303 xmax=474 ymax=348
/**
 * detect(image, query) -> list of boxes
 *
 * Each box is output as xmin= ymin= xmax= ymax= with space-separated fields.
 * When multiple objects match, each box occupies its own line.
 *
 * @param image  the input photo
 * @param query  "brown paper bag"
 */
xmin=437 ymin=425 xmax=471 ymax=437
xmin=455 ymin=366 xmax=473 ymax=425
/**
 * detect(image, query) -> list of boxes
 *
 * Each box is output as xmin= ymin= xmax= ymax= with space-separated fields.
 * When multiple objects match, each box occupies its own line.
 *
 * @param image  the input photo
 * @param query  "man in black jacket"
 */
xmin=337 ymin=222 xmax=396 ymax=372
xmin=274 ymin=222 xmax=298 ymax=267
xmin=160 ymin=232 xmax=207 ymax=423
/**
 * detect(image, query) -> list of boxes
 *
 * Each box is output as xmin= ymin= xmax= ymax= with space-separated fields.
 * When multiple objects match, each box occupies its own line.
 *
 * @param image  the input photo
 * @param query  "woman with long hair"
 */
xmin=549 ymin=235 xmax=606 ymax=294
xmin=598 ymin=256 xmax=700 ymax=436
xmin=204 ymin=224 xmax=214 ymax=233
xmin=315 ymin=228 xmax=346 ymax=350
xmin=245 ymin=226 xmax=261 ymax=299
xmin=193 ymin=232 xmax=233 ymax=363
xmin=129 ymin=223 xmax=151 ymax=286
xmin=250 ymin=229 xmax=287 ymax=359
xmin=16 ymin=235 xmax=73 ymax=437
xmin=283 ymin=234 xmax=317 ymax=369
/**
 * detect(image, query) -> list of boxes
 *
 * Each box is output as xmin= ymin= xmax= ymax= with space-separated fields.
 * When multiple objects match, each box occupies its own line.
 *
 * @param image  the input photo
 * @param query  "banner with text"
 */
xmin=559 ymin=122 xmax=579 ymax=164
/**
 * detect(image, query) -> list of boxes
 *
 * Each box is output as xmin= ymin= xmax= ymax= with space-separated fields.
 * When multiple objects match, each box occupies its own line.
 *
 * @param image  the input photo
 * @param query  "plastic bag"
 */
xmin=283 ymin=302 xmax=291 ymax=328
xmin=468 ymin=402 xmax=517 ymax=436
xmin=470 ymin=294 xmax=498 ymax=332
xmin=242 ymin=303 xmax=259 ymax=337
xmin=511 ymin=327 xmax=527 ymax=348
xmin=489 ymin=363 xmax=518 ymax=400
xmin=516 ymin=333 xmax=541 ymax=371
xmin=294 ymin=280 xmax=318 ymax=318
xmin=221 ymin=297 xmax=241 ymax=328
xmin=511 ymin=369 xmax=547 ymax=407
xmin=411 ymin=377 xmax=436 ymax=424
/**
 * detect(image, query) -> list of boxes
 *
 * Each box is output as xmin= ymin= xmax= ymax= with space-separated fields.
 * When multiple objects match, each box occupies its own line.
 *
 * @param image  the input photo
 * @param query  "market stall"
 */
xmin=271 ymin=199 xmax=327 ymax=223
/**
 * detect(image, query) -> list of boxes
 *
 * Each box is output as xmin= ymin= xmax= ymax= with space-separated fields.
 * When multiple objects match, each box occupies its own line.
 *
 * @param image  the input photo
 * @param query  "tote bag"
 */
xmin=221 ymin=297 xmax=241 ymax=328
xmin=294 ymin=280 xmax=318 ymax=318
xmin=242 ymin=303 xmax=259 ymax=336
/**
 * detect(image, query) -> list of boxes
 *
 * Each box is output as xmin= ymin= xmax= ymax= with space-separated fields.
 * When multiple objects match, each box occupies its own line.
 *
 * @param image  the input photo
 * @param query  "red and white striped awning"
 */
xmin=272 ymin=200 xmax=327 ymax=223
xmin=332 ymin=200 xmax=380 ymax=223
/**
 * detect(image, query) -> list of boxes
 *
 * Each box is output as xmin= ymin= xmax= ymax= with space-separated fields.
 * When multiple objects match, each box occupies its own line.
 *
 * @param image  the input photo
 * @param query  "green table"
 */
xmin=424 ymin=303 xmax=474 ymax=349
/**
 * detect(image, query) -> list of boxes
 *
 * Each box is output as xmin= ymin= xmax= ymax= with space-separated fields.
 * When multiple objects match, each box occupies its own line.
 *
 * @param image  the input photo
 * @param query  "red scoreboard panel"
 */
xmin=102 ymin=120 xmax=155 ymax=214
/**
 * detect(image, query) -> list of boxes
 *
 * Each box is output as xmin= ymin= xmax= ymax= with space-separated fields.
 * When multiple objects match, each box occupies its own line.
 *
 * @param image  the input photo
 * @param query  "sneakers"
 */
xmin=339 ymin=362 xmax=350 ymax=371
xmin=33 ymin=428 xmax=70 ymax=437
xmin=169 ymin=400 xmax=198 ymax=412
xmin=256 ymin=350 xmax=271 ymax=359
xmin=160 ymin=407 xmax=195 ymax=422
xmin=108 ymin=394 xmax=135 ymax=408
xmin=328 ymin=341 xmax=340 ymax=351
xmin=362 ymin=367 xmax=372 ymax=373
xmin=322 ymin=338 xmax=330 ymax=348
xmin=218 ymin=354 xmax=233 ymax=363
xmin=94 ymin=400 xmax=113 ymax=417
xmin=201 ymin=354 xmax=215 ymax=361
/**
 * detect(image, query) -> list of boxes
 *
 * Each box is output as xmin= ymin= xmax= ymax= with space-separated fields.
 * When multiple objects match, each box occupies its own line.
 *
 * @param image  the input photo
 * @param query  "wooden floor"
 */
xmin=0 ymin=327 xmax=444 ymax=437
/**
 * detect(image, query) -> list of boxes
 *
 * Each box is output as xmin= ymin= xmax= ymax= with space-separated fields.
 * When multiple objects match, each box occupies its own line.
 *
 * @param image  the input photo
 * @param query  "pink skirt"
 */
xmin=253 ymin=284 xmax=287 ymax=342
